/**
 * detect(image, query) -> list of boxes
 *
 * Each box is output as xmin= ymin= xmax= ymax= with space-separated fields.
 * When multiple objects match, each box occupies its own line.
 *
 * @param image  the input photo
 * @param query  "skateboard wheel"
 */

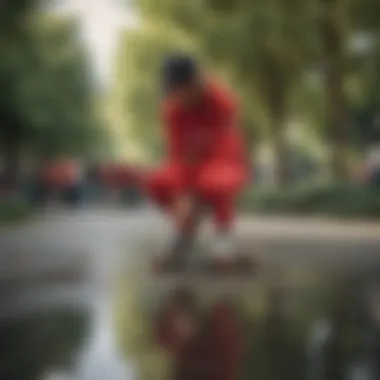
xmin=236 ymin=255 xmax=256 ymax=275
xmin=151 ymin=255 xmax=188 ymax=274
xmin=152 ymin=256 xmax=170 ymax=274
xmin=207 ymin=258 xmax=236 ymax=276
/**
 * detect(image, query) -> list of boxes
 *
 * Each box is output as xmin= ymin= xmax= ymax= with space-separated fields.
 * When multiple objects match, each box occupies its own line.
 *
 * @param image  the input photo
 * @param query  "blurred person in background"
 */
xmin=363 ymin=143 xmax=380 ymax=187
xmin=98 ymin=163 xmax=141 ymax=206
xmin=82 ymin=162 xmax=102 ymax=204
xmin=359 ymin=115 xmax=380 ymax=187
xmin=41 ymin=158 xmax=84 ymax=207
xmin=146 ymin=53 xmax=250 ymax=267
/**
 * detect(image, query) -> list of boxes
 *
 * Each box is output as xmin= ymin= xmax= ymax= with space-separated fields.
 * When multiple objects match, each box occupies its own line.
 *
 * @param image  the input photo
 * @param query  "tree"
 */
xmin=20 ymin=16 xmax=107 ymax=160
xmin=113 ymin=25 xmax=197 ymax=161
xmin=119 ymin=0 xmax=380 ymax=182
xmin=316 ymin=0 xmax=380 ymax=178
xmin=318 ymin=0 xmax=352 ymax=180
xmin=0 ymin=310 xmax=89 ymax=380
xmin=348 ymin=0 xmax=380 ymax=148
xmin=0 ymin=4 xmax=109 ymax=180
xmin=0 ymin=0 xmax=40 ymax=179
xmin=128 ymin=0 xmax=318 ymax=184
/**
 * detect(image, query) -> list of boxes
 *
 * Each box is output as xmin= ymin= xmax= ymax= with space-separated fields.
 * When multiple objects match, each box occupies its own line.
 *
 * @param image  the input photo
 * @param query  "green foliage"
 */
xmin=0 ymin=309 xmax=89 ymax=380
xmin=121 ymin=0 xmax=322 ymax=179
xmin=115 ymin=278 xmax=171 ymax=380
xmin=0 ymin=4 xmax=108 ymax=161
xmin=114 ymin=27 xmax=197 ymax=159
xmin=0 ymin=0 xmax=39 ymax=36
xmin=115 ymin=274 xmax=349 ymax=380
xmin=0 ymin=196 xmax=32 ymax=225
xmin=241 ymin=183 xmax=380 ymax=218
xmin=116 ymin=0 xmax=380 ymax=179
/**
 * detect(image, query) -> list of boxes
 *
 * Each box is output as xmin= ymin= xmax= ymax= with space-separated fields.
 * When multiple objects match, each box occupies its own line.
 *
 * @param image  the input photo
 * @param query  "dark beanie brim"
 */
xmin=162 ymin=53 xmax=198 ymax=92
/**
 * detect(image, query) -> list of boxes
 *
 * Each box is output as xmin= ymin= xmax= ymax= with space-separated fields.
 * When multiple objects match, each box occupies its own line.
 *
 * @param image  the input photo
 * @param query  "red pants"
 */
xmin=146 ymin=161 xmax=248 ymax=230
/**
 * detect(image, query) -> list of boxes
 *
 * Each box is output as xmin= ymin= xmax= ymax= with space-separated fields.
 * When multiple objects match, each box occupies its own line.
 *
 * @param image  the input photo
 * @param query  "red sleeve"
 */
xmin=209 ymin=88 xmax=247 ymax=163
xmin=162 ymin=104 xmax=182 ymax=163
xmin=211 ymin=82 xmax=237 ymax=126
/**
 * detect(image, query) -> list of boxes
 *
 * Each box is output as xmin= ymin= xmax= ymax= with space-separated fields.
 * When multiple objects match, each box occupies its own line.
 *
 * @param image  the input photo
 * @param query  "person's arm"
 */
xmin=162 ymin=107 xmax=183 ymax=164
xmin=209 ymin=100 xmax=247 ymax=164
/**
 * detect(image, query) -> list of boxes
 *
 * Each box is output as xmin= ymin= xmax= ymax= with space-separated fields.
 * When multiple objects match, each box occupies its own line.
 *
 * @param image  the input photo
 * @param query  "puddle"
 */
xmin=0 ymin=308 xmax=90 ymax=379
xmin=0 ymin=242 xmax=133 ymax=380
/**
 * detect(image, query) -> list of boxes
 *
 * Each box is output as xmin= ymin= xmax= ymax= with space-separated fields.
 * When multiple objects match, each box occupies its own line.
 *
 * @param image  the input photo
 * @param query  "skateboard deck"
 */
xmin=151 ymin=235 xmax=260 ymax=277
xmin=152 ymin=197 xmax=204 ymax=273
xmin=150 ymin=197 xmax=260 ymax=277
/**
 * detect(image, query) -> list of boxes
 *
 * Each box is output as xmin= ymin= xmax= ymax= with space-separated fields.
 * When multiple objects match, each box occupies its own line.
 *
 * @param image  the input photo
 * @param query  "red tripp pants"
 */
xmin=146 ymin=161 xmax=248 ymax=230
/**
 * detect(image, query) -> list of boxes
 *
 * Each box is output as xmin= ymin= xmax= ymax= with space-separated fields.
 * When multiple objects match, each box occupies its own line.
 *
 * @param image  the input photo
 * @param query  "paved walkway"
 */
xmin=0 ymin=208 xmax=379 ymax=315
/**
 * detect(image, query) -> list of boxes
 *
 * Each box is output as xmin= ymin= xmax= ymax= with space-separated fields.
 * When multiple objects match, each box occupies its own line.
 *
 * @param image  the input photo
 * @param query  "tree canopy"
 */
xmin=115 ymin=0 xmax=380 ymax=183
xmin=0 ymin=1 xmax=109 ymax=168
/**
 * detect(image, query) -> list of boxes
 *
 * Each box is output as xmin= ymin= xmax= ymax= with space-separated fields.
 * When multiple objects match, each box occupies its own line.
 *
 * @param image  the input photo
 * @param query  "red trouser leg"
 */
xmin=195 ymin=162 xmax=248 ymax=231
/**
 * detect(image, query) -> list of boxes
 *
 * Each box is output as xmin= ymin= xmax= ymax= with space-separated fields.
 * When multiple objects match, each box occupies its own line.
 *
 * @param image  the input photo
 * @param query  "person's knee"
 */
xmin=196 ymin=176 xmax=224 ymax=200
xmin=196 ymin=164 xmax=246 ymax=200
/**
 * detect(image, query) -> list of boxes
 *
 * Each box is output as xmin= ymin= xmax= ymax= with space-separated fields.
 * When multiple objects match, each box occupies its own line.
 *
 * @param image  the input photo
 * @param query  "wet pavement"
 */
xmin=0 ymin=207 xmax=379 ymax=379
xmin=0 ymin=207 xmax=379 ymax=316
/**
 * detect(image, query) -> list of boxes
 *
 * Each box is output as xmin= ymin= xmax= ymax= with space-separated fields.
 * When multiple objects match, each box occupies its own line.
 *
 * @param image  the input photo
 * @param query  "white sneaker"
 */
xmin=210 ymin=232 xmax=236 ymax=259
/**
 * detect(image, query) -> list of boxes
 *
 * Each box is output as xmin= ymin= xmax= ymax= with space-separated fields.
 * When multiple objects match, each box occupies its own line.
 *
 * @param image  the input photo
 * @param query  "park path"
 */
xmin=0 ymin=207 xmax=379 ymax=315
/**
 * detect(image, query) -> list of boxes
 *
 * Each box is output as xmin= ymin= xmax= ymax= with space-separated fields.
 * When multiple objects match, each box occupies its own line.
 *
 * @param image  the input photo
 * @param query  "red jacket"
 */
xmin=162 ymin=81 xmax=247 ymax=168
xmin=98 ymin=164 xmax=136 ymax=187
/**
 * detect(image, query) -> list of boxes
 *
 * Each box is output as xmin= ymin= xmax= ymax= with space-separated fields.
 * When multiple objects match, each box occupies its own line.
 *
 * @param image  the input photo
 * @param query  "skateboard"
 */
xmin=152 ymin=196 xmax=204 ymax=273
xmin=153 ymin=245 xmax=258 ymax=277
xmin=151 ymin=198 xmax=258 ymax=277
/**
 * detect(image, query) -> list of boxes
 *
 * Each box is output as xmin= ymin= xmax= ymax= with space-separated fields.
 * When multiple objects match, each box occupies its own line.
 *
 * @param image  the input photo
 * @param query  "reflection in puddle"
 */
xmin=0 ymin=309 xmax=89 ymax=380
xmin=72 ymin=296 xmax=136 ymax=380
xmin=2 ymin=289 xmax=137 ymax=380
xmin=0 ymin=242 xmax=136 ymax=380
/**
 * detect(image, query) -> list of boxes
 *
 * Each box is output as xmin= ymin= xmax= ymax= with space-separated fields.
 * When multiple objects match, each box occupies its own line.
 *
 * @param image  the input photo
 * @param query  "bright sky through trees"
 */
xmin=47 ymin=0 xmax=137 ymax=87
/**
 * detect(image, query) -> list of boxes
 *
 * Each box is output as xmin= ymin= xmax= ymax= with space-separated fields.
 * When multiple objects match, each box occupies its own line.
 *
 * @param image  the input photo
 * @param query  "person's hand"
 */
xmin=174 ymin=195 xmax=193 ymax=225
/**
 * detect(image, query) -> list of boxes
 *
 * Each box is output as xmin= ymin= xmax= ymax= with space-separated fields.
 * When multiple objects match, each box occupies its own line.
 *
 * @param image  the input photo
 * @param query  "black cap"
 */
xmin=162 ymin=53 xmax=198 ymax=93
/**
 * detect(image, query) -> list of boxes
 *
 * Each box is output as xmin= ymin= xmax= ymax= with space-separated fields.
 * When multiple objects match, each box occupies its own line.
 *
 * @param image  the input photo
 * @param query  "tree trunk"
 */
xmin=268 ymin=87 xmax=291 ymax=186
xmin=2 ymin=149 xmax=20 ymax=191
xmin=260 ymin=51 xmax=292 ymax=186
xmin=272 ymin=110 xmax=291 ymax=186
xmin=241 ymin=119 xmax=256 ymax=171
xmin=320 ymin=0 xmax=350 ymax=181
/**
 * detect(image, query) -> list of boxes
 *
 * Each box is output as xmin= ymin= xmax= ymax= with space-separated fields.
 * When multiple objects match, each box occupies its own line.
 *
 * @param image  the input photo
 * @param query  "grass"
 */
xmin=0 ymin=195 xmax=32 ymax=226
xmin=240 ymin=183 xmax=380 ymax=219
